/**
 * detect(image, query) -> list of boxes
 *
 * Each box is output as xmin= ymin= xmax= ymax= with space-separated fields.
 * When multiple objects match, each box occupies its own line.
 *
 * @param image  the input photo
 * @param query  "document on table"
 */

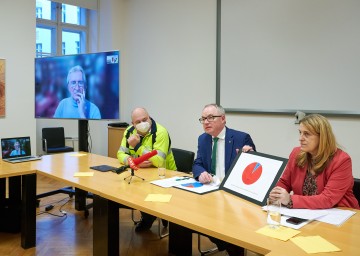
xmin=151 ymin=176 xmax=219 ymax=194
xmin=256 ymin=225 xmax=301 ymax=241
xmin=316 ymin=208 xmax=356 ymax=226
xmin=281 ymin=207 xmax=356 ymax=226
xmin=262 ymin=206 xmax=356 ymax=227
xmin=173 ymin=178 xmax=219 ymax=194
xmin=262 ymin=206 xmax=329 ymax=220
xmin=290 ymin=236 xmax=341 ymax=253
xmin=151 ymin=176 xmax=193 ymax=188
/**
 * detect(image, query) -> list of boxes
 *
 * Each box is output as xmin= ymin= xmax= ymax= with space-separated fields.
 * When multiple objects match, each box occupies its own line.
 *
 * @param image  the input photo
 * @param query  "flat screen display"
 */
xmin=35 ymin=51 xmax=120 ymax=120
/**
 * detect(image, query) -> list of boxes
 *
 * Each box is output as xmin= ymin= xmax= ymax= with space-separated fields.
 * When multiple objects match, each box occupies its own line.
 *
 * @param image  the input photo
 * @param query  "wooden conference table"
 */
xmin=0 ymin=160 xmax=36 ymax=249
xmin=3 ymin=152 xmax=360 ymax=255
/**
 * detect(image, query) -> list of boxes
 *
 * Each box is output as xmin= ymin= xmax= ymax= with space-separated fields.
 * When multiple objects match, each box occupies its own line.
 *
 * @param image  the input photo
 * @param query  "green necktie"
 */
xmin=211 ymin=137 xmax=219 ymax=175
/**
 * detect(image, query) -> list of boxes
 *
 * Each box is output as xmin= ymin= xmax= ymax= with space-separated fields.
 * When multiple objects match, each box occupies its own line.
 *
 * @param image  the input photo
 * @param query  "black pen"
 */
xmin=175 ymin=177 xmax=191 ymax=181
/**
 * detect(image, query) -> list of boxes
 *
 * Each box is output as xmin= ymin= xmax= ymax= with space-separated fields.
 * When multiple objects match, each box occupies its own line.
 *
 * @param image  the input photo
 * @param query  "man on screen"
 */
xmin=53 ymin=65 xmax=101 ymax=119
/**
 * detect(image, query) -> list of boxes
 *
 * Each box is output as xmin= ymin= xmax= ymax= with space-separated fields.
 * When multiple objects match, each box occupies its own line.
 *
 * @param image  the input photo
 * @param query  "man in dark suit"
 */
xmin=192 ymin=103 xmax=256 ymax=256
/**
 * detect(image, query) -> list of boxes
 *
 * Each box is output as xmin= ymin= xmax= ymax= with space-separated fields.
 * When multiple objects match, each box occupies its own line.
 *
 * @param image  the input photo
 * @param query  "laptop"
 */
xmin=1 ymin=136 xmax=41 ymax=163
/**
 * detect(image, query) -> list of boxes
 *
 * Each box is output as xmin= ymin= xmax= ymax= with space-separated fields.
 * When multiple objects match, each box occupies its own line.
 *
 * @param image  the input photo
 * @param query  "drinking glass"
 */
xmin=267 ymin=198 xmax=281 ymax=229
xmin=158 ymin=158 xmax=166 ymax=178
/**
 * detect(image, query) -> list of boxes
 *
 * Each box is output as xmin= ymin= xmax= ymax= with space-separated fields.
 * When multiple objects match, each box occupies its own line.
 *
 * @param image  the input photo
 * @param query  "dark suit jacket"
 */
xmin=192 ymin=127 xmax=256 ymax=178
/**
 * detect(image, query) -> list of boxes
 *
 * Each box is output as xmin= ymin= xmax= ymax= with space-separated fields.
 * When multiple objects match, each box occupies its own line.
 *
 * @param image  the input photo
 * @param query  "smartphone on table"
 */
xmin=286 ymin=217 xmax=308 ymax=225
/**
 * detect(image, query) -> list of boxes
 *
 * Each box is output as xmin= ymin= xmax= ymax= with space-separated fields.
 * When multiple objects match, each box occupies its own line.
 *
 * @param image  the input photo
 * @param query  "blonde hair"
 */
xmin=296 ymin=114 xmax=337 ymax=174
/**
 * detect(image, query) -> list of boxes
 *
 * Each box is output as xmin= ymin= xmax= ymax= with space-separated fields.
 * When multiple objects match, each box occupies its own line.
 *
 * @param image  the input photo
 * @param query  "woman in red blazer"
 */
xmin=270 ymin=114 xmax=359 ymax=209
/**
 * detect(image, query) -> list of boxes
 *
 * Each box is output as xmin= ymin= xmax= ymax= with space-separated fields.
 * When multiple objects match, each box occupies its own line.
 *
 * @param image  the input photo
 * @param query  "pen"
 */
xmin=175 ymin=177 xmax=191 ymax=181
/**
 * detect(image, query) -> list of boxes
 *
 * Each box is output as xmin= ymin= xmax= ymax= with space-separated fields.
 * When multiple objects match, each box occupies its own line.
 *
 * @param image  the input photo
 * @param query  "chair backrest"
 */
xmin=172 ymin=148 xmax=195 ymax=174
xmin=42 ymin=127 xmax=73 ymax=153
xmin=353 ymin=178 xmax=360 ymax=205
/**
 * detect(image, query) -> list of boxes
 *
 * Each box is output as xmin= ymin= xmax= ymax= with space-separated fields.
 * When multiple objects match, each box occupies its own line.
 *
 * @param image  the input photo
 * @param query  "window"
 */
xmin=36 ymin=43 xmax=43 ymax=54
xmin=62 ymin=4 xmax=66 ymax=23
xmin=62 ymin=42 xmax=65 ymax=55
xmin=35 ymin=0 xmax=89 ymax=57
xmin=36 ymin=7 xmax=43 ymax=18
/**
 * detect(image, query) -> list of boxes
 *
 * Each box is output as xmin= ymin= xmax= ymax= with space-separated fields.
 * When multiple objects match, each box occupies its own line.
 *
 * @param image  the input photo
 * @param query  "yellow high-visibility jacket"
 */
xmin=117 ymin=118 xmax=177 ymax=170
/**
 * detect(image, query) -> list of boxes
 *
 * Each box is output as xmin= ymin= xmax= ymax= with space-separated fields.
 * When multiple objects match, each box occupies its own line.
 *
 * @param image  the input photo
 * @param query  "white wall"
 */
xmin=7 ymin=0 xmax=357 ymax=179
xmin=0 ymin=1 xmax=36 ymax=152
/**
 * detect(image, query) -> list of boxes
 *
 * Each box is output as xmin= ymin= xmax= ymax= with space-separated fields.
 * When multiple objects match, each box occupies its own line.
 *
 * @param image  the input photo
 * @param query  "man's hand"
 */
xmin=242 ymin=145 xmax=254 ymax=152
xmin=138 ymin=160 xmax=153 ymax=168
xmin=76 ymin=89 xmax=86 ymax=118
xmin=127 ymin=134 xmax=140 ymax=148
xmin=198 ymin=171 xmax=213 ymax=184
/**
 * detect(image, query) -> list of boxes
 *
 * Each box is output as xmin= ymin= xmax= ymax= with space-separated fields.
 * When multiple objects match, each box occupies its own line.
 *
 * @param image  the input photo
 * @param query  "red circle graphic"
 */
xmin=242 ymin=162 xmax=262 ymax=185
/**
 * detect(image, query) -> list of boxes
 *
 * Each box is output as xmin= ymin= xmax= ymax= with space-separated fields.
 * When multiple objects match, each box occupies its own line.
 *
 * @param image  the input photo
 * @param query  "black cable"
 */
xmin=37 ymin=197 xmax=73 ymax=218
xmin=38 ymin=195 xmax=70 ymax=208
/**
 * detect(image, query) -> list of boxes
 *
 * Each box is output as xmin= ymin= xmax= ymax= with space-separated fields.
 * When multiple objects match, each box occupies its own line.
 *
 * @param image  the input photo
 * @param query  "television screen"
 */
xmin=35 ymin=51 xmax=120 ymax=120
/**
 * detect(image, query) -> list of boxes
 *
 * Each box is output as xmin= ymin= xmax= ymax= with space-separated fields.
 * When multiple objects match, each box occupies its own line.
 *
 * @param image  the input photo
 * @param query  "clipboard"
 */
xmin=219 ymin=151 xmax=288 ymax=206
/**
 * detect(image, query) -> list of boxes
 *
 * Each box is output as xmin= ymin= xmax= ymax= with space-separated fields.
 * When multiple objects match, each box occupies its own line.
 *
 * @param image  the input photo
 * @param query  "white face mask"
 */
xmin=135 ymin=121 xmax=151 ymax=133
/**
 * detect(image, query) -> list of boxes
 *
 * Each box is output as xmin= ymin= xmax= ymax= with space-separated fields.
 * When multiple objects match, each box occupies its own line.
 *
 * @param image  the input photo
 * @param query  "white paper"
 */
xmin=262 ymin=206 xmax=356 ymax=227
xmin=316 ymin=208 xmax=356 ymax=226
xmin=173 ymin=178 xmax=219 ymax=194
xmin=150 ymin=176 xmax=193 ymax=188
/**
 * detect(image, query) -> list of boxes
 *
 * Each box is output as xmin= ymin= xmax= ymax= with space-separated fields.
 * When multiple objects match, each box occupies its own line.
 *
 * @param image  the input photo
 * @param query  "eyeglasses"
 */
xmin=69 ymin=80 xmax=85 ymax=88
xmin=199 ymin=115 xmax=222 ymax=124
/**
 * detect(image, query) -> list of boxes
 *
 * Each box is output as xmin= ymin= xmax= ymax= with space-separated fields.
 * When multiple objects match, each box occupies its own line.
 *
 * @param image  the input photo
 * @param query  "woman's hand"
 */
xmin=269 ymin=186 xmax=291 ymax=205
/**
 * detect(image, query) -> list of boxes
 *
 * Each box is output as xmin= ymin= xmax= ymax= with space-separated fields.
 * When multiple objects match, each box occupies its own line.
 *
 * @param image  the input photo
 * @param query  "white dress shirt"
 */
xmin=213 ymin=127 xmax=226 ymax=180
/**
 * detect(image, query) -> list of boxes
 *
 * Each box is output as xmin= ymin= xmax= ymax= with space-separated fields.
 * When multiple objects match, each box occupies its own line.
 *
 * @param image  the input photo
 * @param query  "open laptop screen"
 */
xmin=1 ymin=136 xmax=32 ymax=159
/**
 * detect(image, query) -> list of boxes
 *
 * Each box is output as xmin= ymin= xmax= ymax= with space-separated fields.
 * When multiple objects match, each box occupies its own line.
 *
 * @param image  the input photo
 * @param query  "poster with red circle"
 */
xmin=220 ymin=151 xmax=288 ymax=206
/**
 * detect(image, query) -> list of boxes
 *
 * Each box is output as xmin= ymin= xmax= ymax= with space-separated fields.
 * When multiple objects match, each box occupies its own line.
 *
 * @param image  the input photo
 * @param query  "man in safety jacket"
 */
xmin=117 ymin=107 xmax=176 ymax=231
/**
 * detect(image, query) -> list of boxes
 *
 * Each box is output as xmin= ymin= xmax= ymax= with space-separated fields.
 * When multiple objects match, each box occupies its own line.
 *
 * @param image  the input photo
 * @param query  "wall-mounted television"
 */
xmin=35 ymin=50 xmax=120 ymax=120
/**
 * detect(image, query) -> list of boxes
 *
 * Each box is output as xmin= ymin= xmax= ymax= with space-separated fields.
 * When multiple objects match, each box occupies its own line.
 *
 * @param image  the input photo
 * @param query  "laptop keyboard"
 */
xmin=12 ymin=156 xmax=33 ymax=160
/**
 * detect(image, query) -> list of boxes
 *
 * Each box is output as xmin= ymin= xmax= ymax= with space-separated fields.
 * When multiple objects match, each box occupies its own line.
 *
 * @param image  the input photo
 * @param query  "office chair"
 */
xmin=42 ymin=127 xmax=74 ymax=154
xmin=171 ymin=148 xmax=218 ymax=255
xmin=38 ymin=127 xmax=93 ymax=217
xmin=353 ymin=178 xmax=360 ymax=204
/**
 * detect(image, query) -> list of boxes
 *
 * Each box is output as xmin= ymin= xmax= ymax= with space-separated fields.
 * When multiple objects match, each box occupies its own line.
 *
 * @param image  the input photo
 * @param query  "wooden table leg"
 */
xmin=93 ymin=195 xmax=119 ymax=256
xmin=169 ymin=222 xmax=192 ymax=256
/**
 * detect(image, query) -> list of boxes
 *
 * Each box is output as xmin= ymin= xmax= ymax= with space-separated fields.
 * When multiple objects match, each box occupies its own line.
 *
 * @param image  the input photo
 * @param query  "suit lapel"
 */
xmin=205 ymin=135 xmax=213 ymax=169
xmin=224 ymin=128 xmax=234 ymax=172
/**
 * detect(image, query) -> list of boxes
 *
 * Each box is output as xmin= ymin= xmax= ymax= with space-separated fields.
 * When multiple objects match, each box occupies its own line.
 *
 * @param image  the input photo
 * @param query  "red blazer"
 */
xmin=277 ymin=147 xmax=360 ymax=209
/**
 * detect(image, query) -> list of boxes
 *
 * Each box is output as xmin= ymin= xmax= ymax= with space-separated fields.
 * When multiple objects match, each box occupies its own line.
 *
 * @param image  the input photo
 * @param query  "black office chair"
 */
xmin=172 ymin=148 xmax=195 ymax=173
xmin=42 ymin=127 xmax=74 ymax=154
xmin=171 ymin=148 xmax=218 ymax=255
xmin=353 ymin=178 xmax=360 ymax=204
xmin=38 ymin=127 xmax=92 ymax=217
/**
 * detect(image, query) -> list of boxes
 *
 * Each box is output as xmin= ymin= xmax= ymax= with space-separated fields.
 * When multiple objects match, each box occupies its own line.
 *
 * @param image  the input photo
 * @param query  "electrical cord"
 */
xmin=37 ymin=196 xmax=73 ymax=218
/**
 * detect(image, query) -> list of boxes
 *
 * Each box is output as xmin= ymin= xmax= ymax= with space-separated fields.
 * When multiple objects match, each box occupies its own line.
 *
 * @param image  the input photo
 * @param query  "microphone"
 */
xmin=114 ymin=150 xmax=158 ymax=174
